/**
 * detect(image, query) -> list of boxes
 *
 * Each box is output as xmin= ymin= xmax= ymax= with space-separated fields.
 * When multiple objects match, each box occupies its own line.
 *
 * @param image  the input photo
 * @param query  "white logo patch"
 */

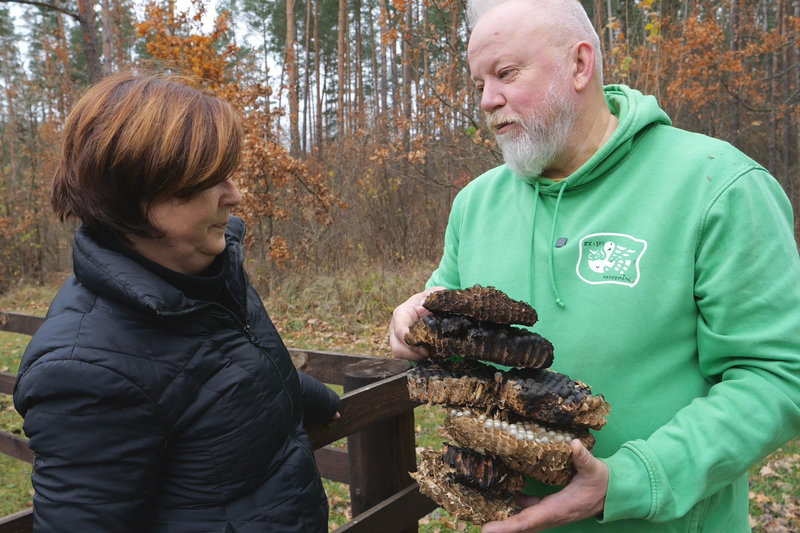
xmin=576 ymin=233 xmax=647 ymax=287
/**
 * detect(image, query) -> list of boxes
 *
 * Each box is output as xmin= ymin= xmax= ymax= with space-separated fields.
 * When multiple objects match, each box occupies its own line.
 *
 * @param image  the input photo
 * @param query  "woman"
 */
xmin=13 ymin=72 xmax=340 ymax=532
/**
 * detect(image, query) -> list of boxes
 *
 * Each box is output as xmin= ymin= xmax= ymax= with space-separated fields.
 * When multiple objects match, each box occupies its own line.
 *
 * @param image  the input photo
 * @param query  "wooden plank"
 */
xmin=343 ymin=359 xmax=416 ymax=526
xmin=0 ymin=313 xmax=43 ymax=337
xmin=0 ymin=431 xmax=32 ymax=464
xmin=307 ymin=371 xmax=415 ymax=449
xmin=289 ymin=349 xmax=377 ymax=385
xmin=331 ymin=483 xmax=438 ymax=533
xmin=0 ymin=371 xmax=16 ymax=396
xmin=315 ymin=445 xmax=349 ymax=484
xmin=0 ymin=508 xmax=33 ymax=533
xmin=0 ymin=486 xmax=438 ymax=533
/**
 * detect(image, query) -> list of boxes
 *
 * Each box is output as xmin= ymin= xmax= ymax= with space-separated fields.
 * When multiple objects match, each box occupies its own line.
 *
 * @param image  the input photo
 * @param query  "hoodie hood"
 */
xmin=519 ymin=85 xmax=672 ymax=306
xmin=520 ymin=84 xmax=672 ymax=191
xmin=428 ymin=85 xmax=674 ymax=309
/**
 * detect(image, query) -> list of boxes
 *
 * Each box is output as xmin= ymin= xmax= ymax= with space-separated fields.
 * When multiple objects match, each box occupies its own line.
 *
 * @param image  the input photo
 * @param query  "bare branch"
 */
xmin=0 ymin=0 xmax=81 ymax=21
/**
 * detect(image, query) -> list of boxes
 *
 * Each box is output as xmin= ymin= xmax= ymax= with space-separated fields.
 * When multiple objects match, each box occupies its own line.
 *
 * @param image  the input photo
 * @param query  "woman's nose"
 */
xmin=221 ymin=178 xmax=242 ymax=206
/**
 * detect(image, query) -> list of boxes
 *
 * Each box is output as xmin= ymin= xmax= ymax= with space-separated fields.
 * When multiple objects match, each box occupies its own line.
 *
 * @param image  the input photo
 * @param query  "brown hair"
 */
xmin=51 ymin=71 xmax=242 ymax=239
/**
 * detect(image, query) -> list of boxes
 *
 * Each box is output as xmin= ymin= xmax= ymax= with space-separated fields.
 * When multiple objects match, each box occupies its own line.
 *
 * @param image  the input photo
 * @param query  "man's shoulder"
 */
xmin=459 ymin=164 xmax=520 ymax=194
xmin=645 ymin=124 xmax=757 ymax=164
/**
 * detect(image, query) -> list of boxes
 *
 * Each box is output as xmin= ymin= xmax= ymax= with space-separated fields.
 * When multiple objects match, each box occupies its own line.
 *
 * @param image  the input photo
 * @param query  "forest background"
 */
xmin=0 ymin=0 xmax=798 ymax=298
xmin=0 ymin=0 xmax=799 ymax=530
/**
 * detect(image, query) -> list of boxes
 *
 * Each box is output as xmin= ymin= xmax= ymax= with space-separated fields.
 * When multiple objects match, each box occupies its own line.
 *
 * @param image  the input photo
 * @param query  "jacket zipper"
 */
xmin=237 ymin=264 xmax=297 ymax=426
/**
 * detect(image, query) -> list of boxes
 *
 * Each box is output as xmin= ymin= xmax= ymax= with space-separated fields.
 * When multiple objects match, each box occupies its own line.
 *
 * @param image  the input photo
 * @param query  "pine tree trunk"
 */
xmin=353 ymin=0 xmax=364 ymax=129
xmin=337 ymin=0 xmax=347 ymax=137
xmin=303 ymin=0 xmax=311 ymax=153
xmin=100 ymin=0 xmax=112 ymax=74
xmin=378 ymin=0 xmax=389 ymax=118
xmin=76 ymin=0 xmax=102 ymax=82
xmin=286 ymin=0 xmax=300 ymax=156
xmin=314 ymin=0 xmax=323 ymax=149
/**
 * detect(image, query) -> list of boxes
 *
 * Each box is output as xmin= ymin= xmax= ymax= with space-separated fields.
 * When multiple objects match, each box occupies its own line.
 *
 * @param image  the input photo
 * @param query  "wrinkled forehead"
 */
xmin=468 ymin=2 xmax=558 ymax=56
xmin=468 ymin=9 xmax=557 ymax=74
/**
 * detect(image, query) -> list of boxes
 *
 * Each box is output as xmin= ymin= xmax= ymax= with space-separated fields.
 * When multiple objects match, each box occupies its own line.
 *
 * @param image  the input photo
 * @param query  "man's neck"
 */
xmin=542 ymin=106 xmax=618 ymax=181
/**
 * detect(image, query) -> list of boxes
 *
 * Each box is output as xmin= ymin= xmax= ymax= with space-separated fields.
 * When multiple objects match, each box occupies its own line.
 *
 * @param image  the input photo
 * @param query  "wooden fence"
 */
xmin=0 ymin=311 xmax=437 ymax=533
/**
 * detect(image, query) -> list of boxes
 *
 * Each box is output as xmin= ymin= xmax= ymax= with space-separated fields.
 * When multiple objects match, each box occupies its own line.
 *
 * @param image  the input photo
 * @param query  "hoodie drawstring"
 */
xmin=549 ymin=183 xmax=567 ymax=308
xmin=530 ymin=181 xmax=540 ymax=307
xmin=531 ymin=180 xmax=567 ymax=309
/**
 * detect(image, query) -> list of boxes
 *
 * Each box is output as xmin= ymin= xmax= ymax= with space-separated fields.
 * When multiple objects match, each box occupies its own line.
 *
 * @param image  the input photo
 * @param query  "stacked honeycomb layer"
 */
xmin=406 ymin=285 xmax=610 ymax=525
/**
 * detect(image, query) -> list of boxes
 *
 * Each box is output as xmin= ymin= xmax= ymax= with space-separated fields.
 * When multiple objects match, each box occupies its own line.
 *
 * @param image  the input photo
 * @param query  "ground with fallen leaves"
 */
xmin=1 ymin=276 xmax=799 ymax=532
xmin=749 ymin=451 xmax=800 ymax=532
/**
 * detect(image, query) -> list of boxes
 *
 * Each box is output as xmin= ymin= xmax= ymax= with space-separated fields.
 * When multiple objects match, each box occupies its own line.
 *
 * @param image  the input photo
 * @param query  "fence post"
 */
xmin=343 ymin=358 xmax=416 ymax=532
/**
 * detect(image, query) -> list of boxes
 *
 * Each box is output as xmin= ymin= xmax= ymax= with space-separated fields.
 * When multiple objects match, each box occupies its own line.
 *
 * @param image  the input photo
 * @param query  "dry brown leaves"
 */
xmin=749 ymin=454 xmax=800 ymax=532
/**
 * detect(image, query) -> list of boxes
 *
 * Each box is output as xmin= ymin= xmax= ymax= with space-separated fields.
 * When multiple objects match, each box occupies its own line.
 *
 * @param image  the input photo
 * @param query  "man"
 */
xmin=389 ymin=1 xmax=800 ymax=531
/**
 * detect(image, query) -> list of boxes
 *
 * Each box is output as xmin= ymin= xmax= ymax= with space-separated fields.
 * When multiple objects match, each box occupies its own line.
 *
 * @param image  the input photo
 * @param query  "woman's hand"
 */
xmin=482 ymin=440 xmax=609 ymax=532
xmin=388 ymin=287 xmax=445 ymax=361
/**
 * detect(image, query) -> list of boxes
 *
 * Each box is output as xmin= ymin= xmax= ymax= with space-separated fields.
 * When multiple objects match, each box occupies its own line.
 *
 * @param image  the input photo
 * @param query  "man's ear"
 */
xmin=572 ymin=41 xmax=595 ymax=92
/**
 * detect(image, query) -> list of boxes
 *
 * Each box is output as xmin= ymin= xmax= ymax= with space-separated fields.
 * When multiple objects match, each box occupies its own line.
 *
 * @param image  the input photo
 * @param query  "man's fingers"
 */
xmin=389 ymin=287 xmax=446 ymax=360
xmin=570 ymin=439 xmax=604 ymax=478
xmin=514 ymin=494 xmax=542 ymax=508
xmin=571 ymin=439 xmax=591 ymax=468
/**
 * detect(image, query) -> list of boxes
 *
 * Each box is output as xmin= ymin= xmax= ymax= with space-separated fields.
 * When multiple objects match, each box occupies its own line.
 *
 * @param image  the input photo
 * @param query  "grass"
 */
xmin=1 ymin=268 xmax=799 ymax=531
xmin=0 ymin=330 xmax=34 ymax=517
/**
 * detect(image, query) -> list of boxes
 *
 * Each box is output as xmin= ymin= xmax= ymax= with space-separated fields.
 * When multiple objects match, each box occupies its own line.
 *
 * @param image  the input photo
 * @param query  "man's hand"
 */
xmin=482 ymin=439 xmax=609 ymax=532
xmin=388 ymin=286 xmax=445 ymax=361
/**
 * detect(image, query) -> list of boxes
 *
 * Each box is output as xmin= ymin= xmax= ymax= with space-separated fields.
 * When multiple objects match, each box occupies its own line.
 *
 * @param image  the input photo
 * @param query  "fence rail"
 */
xmin=0 ymin=311 xmax=435 ymax=533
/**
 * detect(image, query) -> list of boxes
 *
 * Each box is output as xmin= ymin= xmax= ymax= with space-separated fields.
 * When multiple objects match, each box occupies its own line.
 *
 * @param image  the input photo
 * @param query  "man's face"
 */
xmin=489 ymin=65 xmax=577 ymax=179
xmin=468 ymin=5 xmax=577 ymax=178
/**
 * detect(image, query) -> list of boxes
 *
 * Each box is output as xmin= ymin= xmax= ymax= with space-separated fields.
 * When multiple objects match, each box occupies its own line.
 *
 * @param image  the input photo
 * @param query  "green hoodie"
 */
xmin=427 ymin=85 xmax=800 ymax=532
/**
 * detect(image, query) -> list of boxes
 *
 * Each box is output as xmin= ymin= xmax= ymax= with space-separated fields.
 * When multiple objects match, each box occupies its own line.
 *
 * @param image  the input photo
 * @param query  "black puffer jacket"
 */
xmin=14 ymin=217 xmax=339 ymax=532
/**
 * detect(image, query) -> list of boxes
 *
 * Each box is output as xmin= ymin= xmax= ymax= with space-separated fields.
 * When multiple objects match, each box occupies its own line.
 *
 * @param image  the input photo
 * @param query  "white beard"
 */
xmin=490 ymin=71 xmax=577 ymax=179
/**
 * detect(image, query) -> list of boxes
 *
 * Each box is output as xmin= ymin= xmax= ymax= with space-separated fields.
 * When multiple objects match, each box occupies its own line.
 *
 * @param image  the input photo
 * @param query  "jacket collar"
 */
xmin=72 ymin=216 xmax=246 ymax=316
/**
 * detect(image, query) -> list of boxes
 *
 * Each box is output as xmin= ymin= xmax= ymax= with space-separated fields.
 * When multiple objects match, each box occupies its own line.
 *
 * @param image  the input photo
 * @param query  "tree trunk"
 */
xmin=110 ymin=0 xmax=126 ymax=67
xmin=378 ymin=0 xmax=388 ymax=118
xmin=401 ymin=0 xmax=412 ymax=149
xmin=337 ymin=0 xmax=347 ymax=137
xmin=76 ymin=0 xmax=102 ymax=82
xmin=286 ymin=0 xmax=300 ymax=156
xmin=314 ymin=0 xmax=323 ymax=149
xmin=100 ymin=0 xmax=112 ymax=74
xmin=449 ymin=5 xmax=459 ymax=133
xmin=53 ymin=0 xmax=71 ymax=115
xmin=365 ymin=2 xmax=379 ymax=117
xmin=353 ymin=0 xmax=364 ymax=129
xmin=303 ymin=0 xmax=311 ymax=153
xmin=605 ymin=0 xmax=613 ymax=66
xmin=2 ymin=45 xmax=19 ymax=194
xmin=593 ymin=0 xmax=604 ymax=50
xmin=777 ymin=0 xmax=792 ymax=183
xmin=728 ymin=0 xmax=740 ymax=146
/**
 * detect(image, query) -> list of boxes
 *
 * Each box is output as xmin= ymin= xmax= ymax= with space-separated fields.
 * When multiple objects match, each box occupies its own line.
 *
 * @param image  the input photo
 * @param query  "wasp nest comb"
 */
xmin=407 ymin=359 xmax=609 ymax=430
xmin=422 ymin=285 xmax=539 ymax=326
xmin=407 ymin=286 xmax=610 ymax=525
xmin=412 ymin=448 xmax=520 ymax=524
xmin=405 ymin=285 xmax=554 ymax=368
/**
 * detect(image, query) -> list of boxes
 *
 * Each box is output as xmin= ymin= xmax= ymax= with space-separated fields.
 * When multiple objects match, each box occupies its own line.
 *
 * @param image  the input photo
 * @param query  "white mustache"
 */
xmin=486 ymin=112 xmax=521 ymax=130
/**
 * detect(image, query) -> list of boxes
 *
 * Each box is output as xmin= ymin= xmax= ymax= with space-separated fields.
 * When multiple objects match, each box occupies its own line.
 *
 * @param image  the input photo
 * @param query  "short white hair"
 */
xmin=466 ymin=0 xmax=603 ymax=83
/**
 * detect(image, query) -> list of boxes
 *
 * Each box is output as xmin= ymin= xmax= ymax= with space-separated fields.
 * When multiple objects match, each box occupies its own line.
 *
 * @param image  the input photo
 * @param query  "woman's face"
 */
xmin=129 ymin=178 xmax=242 ymax=275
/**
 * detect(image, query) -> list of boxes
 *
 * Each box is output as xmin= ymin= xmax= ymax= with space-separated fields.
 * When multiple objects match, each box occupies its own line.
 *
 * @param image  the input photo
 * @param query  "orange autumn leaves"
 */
xmin=135 ymin=0 xmax=343 ymax=267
